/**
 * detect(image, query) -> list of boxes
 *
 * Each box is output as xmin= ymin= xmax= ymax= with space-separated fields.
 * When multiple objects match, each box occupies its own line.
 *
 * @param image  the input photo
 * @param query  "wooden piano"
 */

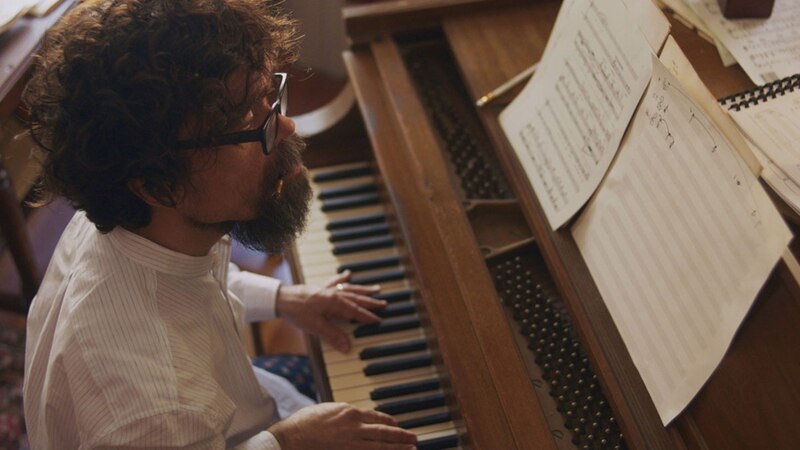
xmin=288 ymin=1 xmax=800 ymax=448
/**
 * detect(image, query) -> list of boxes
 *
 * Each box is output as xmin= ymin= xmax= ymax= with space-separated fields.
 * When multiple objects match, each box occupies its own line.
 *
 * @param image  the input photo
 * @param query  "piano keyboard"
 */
xmin=294 ymin=162 xmax=461 ymax=450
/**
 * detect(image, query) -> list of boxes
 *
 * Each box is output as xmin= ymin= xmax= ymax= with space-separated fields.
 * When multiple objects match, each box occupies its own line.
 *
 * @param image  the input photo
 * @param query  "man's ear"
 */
xmin=127 ymin=179 xmax=182 ymax=208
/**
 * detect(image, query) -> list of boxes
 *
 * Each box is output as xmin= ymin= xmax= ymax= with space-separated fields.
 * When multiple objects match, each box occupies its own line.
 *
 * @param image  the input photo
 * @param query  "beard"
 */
xmin=228 ymin=134 xmax=312 ymax=253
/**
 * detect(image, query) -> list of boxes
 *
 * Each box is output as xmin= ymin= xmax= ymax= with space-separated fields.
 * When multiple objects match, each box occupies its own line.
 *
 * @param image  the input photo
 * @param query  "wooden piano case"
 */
xmin=297 ymin=1 xmax=800 ymax=448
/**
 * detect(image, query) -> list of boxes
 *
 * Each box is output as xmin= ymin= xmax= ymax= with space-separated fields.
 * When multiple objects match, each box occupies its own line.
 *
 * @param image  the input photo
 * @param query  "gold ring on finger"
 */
xmin=336 ymin=283 xmax=346 ymax=291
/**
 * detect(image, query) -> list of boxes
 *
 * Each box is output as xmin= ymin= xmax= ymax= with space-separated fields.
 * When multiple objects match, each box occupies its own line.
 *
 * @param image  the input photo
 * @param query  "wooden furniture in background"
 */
xmin=0 ymin=0 xmax=76 ymax=310
xmin=292 ymin=0 xmax=800 ymax=448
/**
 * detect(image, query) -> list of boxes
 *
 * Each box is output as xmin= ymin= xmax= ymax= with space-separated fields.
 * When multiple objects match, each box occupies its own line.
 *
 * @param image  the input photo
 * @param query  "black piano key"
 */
xmin=333 ymin=235 xmax=394 ymax=255
xmin=338 ymin=255 xmax=401 ymax=273
xmin=321 ymin=192 xmax=380 ymax=212
xmin=372 ymin=289 xmax=412 ymax=303
xmin=375 ymin=392 xmax=446 ymax=415
xmin=373 ymin=302 xmax=416 ymax=319
xmin=326 ymin=213 xmax=386 ymax=231
xmin=353 ymin=315 xmax=420 ymax=338
xmin=350 ymin=269 xmax=406 ymax=285
xmin=360 ymin=338 xmax=428 ymax=360
xmin=398 ymin=412 xmax=451 ymax=430
xmin=417 ymin=434 xmax=459 ymax=450
xmin=318 ymin=182 xmax=377 ymax=200
xmin=370 ymin=378 xmax=441 ymax=400
xmin=329 ymin=222 xmax=391 ymax=243
xmin=312 ymin=165 xmax=372 ymax=182
xmin=363 ymin=353 xmax=433 ymax=376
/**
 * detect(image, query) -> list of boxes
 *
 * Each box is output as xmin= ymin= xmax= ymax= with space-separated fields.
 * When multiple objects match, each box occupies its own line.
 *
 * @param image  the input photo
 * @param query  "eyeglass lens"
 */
xmin=262 ymin=76 xmax=287 ymax=154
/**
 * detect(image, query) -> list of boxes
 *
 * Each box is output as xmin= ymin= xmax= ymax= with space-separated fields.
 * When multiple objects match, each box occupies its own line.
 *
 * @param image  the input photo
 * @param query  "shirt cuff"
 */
xmin=227 ymin=264 xmax=282 ymax=322
xmin=235 ymin=431 xmax=281 ymax=450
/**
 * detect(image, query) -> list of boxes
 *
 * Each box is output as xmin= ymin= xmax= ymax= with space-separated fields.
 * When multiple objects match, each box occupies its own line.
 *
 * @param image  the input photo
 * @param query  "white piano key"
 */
xmin=415 ymin=428 xmax=460 ymax=445
xmin=322 ymin=326 xmax=425 ymax=356
xmin=332 ymin=372 xmax=439 ymax=403
xmin=328 ymin=365 xmax=438 ymax=391
xmin=300 ymin=163 xmax=457 ymax=448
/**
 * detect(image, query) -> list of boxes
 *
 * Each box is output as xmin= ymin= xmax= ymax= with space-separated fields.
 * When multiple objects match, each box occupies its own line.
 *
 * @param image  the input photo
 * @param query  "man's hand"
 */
xmin=276 ymin=270 xmax=385 ymax=352
xmin=270 ymin=402 xmax=417 ymax=450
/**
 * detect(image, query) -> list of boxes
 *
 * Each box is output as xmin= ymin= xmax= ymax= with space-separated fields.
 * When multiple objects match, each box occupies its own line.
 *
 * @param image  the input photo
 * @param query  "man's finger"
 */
xmin=357 ymin=424 xmax=418 ymax=445
xmin=350 ymin=294 xmax=388 ymax=310
xmin=314 ymin=318 xmax=351 ymax=352
xmin=325 ymin=269 xmax=351 ymax=287
xmin=338 ymin=295 xmax=382 ymax=323
xmin=358 ymin=408 xmax=397 ymax=426
xmin=343 ymin=283 xmax=381 ymax=295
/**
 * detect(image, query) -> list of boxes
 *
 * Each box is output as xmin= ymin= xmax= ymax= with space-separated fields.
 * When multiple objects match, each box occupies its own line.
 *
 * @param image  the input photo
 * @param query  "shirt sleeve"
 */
xmin=235 ymin=431 xmax=282 ymax=450
xmin=91 ymin=420 xmax=281 ymax=450
xmin=227 ymin=262 xmax=281 ymax=322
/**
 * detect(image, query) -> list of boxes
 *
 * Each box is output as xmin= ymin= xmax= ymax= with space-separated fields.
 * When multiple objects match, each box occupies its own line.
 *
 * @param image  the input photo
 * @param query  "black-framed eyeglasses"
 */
xmin=175 ymin=72 xmax=287 ymax=155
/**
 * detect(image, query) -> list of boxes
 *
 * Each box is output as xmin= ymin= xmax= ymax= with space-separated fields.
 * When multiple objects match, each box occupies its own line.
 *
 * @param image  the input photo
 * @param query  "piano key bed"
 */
xmin=294 ymin=162 xmax=460 ymax=450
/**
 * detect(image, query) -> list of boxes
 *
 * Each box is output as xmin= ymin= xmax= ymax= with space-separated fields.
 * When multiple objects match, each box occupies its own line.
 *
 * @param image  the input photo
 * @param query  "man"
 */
xmin=22 ymin=0 xmax=418 ymax=448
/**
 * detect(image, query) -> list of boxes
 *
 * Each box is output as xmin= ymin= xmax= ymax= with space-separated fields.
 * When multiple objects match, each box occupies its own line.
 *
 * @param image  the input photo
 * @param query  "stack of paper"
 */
xmin=499 ymin=0 xmax=792 ymax=425
xmin=681 ymin=0 xmax=800 ymax=85
xmin=725 ymin=84 xmax=800 ymax=216
xmin=657 ymin=0 xmax=737 ymax=66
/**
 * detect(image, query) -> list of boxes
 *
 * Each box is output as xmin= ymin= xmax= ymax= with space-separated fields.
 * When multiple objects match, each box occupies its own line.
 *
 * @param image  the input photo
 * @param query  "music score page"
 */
xmin=499 ymin=0 xmax=653 ymax=229
xmin=572 ymin=56 xmax=791 ymax=424
xmin=729 ymin=89 xmax=800 ymax=187
xmin=686 ymin=0 xmax=800 ymax=85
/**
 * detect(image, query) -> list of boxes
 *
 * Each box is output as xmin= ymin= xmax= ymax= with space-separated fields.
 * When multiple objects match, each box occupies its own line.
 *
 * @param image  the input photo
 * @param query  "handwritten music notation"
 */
xmin=646 ymin=72 xmax=764 ymax=226
xmin=572 ymin=55 xmax=791 ymax=424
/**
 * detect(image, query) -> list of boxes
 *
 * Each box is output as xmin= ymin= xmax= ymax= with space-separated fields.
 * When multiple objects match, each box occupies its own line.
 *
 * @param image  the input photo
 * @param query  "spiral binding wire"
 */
xmin=719 ymin=74 xmax=800 ymax=111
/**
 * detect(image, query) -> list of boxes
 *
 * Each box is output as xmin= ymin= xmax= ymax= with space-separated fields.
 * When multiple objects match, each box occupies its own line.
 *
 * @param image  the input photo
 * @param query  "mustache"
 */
xmin=265 ymin=134 xmax=306 ymax=193
xmin=229 ymin=133 xmax=312 ymax=253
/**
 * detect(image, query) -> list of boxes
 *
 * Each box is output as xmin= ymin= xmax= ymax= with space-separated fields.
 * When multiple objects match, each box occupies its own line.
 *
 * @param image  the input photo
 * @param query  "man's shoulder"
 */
xmin=53 ymin=213 xmax=156 ymax=300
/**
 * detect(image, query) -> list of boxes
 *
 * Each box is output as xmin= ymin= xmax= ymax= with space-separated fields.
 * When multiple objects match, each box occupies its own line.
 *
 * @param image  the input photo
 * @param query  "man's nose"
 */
xmin=276 ymin=114 xmax=296 ymax=142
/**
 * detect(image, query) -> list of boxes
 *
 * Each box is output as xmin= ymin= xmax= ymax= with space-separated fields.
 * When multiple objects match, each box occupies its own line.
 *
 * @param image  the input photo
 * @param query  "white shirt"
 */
xmin=25 ymin=212 xmax=284 ymax=449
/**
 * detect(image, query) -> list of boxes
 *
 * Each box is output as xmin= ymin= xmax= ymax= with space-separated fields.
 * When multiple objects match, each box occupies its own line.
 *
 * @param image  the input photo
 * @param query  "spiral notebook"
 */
xmin=721 ymin=74 xmax=800 ymax=217
xmin=720 ymin=74 xmax=800 ymax=111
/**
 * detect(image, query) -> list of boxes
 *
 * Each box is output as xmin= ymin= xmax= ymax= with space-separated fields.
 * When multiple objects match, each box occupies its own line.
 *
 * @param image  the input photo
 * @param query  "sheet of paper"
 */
xmin=687 ymin=0 xmax=800 ymax=84
xmin=658 ymin=36 xmax=761 ymax=175
xmin=728 ymin=90 xmax=800 ymax=186
xmin=621 ymin=0 xmax=671 ymax=53
xmin=499 ymin=0 xmax=654 ymax=229
xmin=660 ymin=0 xmax=712 ymax=35
xmin=745 ymin=135 xmax=800 ymax=216
xmin=572 ymin=55 xmax=791 ymax=424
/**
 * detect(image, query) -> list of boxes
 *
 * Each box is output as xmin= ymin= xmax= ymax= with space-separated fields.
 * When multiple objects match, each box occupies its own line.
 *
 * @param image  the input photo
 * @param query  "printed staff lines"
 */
xmin=656 ymin=76 xmax=764 ymax=226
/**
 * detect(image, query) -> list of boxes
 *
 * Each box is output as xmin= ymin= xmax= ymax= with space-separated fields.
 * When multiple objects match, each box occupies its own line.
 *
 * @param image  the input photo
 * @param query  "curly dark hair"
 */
xmin=24 ymin=0 xmax=299 ymax=232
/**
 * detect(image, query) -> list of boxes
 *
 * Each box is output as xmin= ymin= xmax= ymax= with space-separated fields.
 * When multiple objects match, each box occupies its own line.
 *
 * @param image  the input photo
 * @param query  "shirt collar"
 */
xmin=107 ymin=226 xmax=217 ymax=277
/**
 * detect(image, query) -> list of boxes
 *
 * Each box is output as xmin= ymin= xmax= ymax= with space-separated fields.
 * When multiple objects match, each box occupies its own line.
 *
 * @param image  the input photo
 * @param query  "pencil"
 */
xmin=475 ymin=62 xmax=539 ymax=107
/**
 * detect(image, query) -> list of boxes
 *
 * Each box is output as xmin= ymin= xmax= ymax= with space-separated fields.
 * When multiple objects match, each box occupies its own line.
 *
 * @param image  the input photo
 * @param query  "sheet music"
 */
xmin=746 ymin=135 xmax=800 ymax=215
xmin=658 ymin=0 xmax=737 ymax=66
xmin=728 ymin=90 xmax=800 ymax=186
xmin=658 ymin=36 xmax=761 ymax=174
xmin=499 ymin=0 xmax=654 ymax=229
xmin=572 ymin=55 xmax=791 ymax=424
xmin=687 ymin=0 xmax=800 ymax=84
xmin=621 ymin=0 xmax=671 ymax=53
